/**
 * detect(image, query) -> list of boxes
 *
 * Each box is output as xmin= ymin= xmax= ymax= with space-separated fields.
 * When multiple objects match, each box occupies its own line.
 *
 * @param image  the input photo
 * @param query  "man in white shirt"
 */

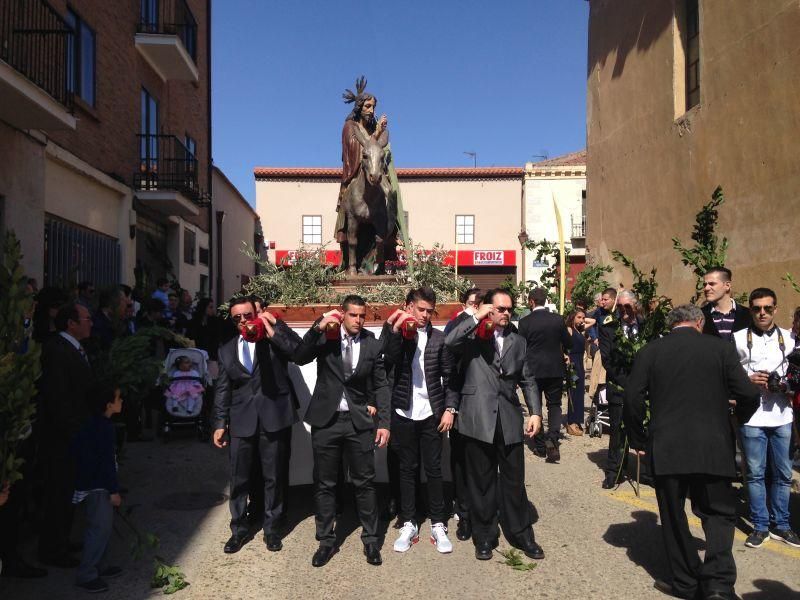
xmin=383 ymin=287 xmax=457 ymax=554
xmin=733 ymin=288 xmax=799 ymax=549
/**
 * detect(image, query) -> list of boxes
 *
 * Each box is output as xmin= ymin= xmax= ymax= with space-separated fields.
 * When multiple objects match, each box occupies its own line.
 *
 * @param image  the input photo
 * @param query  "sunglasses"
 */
xmin=494 ymin=306 xmax=512 ymax=314
xmin=750 ymin=305 xmax=775 ymax=315
xmin=231 ymin=312 xmax=254 ymax=323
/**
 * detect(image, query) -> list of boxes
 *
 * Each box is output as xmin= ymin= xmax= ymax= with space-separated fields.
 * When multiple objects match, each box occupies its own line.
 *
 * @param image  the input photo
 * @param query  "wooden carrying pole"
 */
xmin=552 ymin=195 xmax=566 ymax=314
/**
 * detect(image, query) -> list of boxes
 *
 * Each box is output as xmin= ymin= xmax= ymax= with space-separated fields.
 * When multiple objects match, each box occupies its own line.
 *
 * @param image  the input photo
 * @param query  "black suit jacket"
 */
xmin=701 ymin=302 xmax=752 ymax=339
xmin=213 ymin=320 xmax=302 ymax=437
xmin=38 ymin=334 xmax=93 ymax=446
xmin=624 ymin=327 xmax=760 ymax=477
xmin=381 ymin=322 xmax=458 ymax=420
xmin=294 ymin=321 xmax=390 ymax=431
xmin=598 ymin=313 xmax=644 ymax=403
xmin=517 ymin=308 xmax=571 ymax=378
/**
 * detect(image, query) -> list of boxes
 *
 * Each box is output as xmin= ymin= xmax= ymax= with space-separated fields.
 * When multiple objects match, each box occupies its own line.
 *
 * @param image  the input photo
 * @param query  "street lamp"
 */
xmin=517 ymin=229 xmax=529 ymax=299
xmin=463 ymin=151 xmax=477 ymax=168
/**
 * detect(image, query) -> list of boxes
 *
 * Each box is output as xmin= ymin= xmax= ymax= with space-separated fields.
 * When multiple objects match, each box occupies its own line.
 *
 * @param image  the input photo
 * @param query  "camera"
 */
xmin=766 ymin=370 xmax=785 ymax=393
xmin=785 ymin=347 xmax=800 ymax=393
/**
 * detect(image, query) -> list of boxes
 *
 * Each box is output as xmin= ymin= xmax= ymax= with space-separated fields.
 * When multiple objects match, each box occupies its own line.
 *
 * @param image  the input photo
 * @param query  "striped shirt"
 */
xmin=710 ymin=300 xmax=737 ymax=341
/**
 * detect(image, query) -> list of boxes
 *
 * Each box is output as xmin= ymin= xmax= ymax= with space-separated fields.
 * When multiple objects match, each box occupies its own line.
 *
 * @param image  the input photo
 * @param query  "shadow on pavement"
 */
xmin=602 ymin=510 xmax=680 ymax=582
xmin=741 ymin=579 xmax=800 ymax=599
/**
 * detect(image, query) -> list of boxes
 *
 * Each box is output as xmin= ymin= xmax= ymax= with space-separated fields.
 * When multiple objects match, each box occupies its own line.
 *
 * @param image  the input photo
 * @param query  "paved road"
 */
xmin=2 ymin=429 xmax=799 ymax=599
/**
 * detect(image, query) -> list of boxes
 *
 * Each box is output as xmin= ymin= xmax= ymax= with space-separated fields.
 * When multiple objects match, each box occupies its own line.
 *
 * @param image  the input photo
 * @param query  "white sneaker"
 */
xmin=430 ymin=522 xmax=453 ymax=553
xmin=393 ymin=521 xmax=419 ymax=552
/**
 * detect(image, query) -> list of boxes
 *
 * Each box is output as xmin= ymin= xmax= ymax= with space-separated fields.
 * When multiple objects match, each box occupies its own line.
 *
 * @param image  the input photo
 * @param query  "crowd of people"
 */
xmin=1 ymin=268 xmax=798 ymax=598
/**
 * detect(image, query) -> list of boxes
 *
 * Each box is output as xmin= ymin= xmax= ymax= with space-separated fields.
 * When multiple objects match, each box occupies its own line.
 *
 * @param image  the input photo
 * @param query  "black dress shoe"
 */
xmin=311 ymin=545 xmax=338 ymax=567
xmin=264 ymin=533 xmax=283 ymax=552
xmin=545 ymin=440 xmax=560 ymax=463
xmin=39 ymin=554 xmax=80 ymax=568
xmin=474 ymin=541 xmax=494 ymax=560
xmin=601 ymin=474 xmax=617 ymax=489
xmin=0 ymin=559 xmax=48 ymax=578
xmin=513 ymin=531 xmax=545 ymax=560
xmin=653 ymin=579 xmax=699 ymax=599
xmin=363 ymin=543 xmax=382 ymax=566
xmin=456 ymin=518 xmax=472 ymax=541
xmin=223 ymin=534 xmax=247 ymax=554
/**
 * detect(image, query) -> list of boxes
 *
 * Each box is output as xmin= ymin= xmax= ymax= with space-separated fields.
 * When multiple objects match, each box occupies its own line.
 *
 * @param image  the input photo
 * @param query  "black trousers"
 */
xmin=390 ymin=413 xmax=446 ymax=525
xmin=654 ymin=475 xmax=737 ymax=598
xmin=38 ymin=442 xmax=76 ymax=560
xmin=534 ymin=376 xmax=564 ymax=447
xmin=311 ymin=411 xmax=379 ymax=546
xmin=605 ymin=402 xmax=628 ymax=480
xmin=449 ymin=428 xmax=470 ymax=519
xmin=228 ymin=425 xmax=291 ymax=537
xmin=464 ymin=416 xmax=533 ymax=545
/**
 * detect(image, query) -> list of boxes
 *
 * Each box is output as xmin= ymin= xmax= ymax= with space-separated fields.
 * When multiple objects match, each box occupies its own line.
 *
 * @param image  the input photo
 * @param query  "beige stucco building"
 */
xmin=586 ymin=0 xmax=800 ymax=306
xmin=523 ymin=150 xmax=587 ymax=291
xmin=254 ymin=167 xmax=526 ymax=290
xmin=212 ymin=167 xmax=260 ymax=302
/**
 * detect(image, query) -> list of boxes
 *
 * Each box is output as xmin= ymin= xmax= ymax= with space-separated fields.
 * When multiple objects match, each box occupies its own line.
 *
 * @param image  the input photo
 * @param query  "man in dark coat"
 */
xmin=517 ymin=287 xmax=571 ymax=462
xmin=445 ymin=289 xmax=544 ymax=561
xmin=624 ymin=304 xmax=760 ymax=600
xmin=37 ymin=303 xmax=94 ymax=567
xmin=212 ymin=297 xmax=302 ymax=554
xmin=382 ymin=287 xmax=457 ymax=554
xmin=293 ymin=295 xmax=390 ymax=568
xmin=598 ymin=289 xmax=644 ymax=488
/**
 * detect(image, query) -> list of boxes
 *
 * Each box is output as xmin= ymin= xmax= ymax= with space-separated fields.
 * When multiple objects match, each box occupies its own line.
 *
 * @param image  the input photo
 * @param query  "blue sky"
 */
xmin=211 ymin=0 xmax=589 ymax=204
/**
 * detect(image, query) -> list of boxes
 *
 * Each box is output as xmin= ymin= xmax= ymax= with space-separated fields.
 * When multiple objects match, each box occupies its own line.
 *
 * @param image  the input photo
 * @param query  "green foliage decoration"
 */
xmin=570 ymin=260 xmax=613 ymax=308
xmin=0 ymin=232 xmax=40 ymax=486
xmin=522 ymin=238 xmax=570 ymax=305
xmin=783 ymin=273 xmax=800 ymax=296
xmin=499 ymin=548 xmax=537 ymax=571
xmin=671 ymin=186 xmax=730 ymax=303
xmin=608 ymin=251 xmax=673 ymax=384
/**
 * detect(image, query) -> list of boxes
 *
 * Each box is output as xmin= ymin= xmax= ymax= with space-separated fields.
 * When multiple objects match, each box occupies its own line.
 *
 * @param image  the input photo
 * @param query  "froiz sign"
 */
xmin=472 ymin=250 xmax=504 ymax=265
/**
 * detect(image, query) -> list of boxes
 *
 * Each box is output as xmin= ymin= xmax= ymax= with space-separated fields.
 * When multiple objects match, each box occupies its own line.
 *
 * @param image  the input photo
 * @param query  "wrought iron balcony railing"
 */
xmin=0 ymin=0 xmax=73 ymax=108
xmin=135 ymin=134 xmax=202 ymax=203
xmin=571 ymin=216 xmax=586 ymax=239
xmin=138 ymin=0 xmax=197 ymax=61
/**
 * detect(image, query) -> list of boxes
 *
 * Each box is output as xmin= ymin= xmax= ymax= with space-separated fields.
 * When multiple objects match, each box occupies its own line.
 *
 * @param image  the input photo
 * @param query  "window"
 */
xmin=198 ymin=246 xmax=209 ymax=266
xmin=685 ymin=0 xmax=700 ymax=109
xmin=455 ymin=215 xmax=474 ymax=244
xmin=140 ymin=0 xmax=158 ymax=31
xmin=140 ymin=88 xmax=159 ymax=175
xmin=183 ymin=228 xmax=196 ymax=264
xmin=302 ymin=215 xmax=322 ymax=245
xmin=65 ymin=9 xmax=96 ymax=106
xmin=199 ymin=274 xmax=208 ymax=297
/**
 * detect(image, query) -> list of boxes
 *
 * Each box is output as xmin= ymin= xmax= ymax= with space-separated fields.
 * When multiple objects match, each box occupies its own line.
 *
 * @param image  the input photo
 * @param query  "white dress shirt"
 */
xmin=339 ymin=330 xmax=361 ymax=411
xmin=395 ymin=328 xmax=433 ymax=421
xmin=237 ymin=336 xmax=256 ymax=373
xmin=734 ymin=327 xmax=794 ymax=428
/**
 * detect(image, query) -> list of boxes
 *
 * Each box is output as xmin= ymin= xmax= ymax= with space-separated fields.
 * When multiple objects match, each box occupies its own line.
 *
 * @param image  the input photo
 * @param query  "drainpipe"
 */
xmin=206 ymin=0 xmax=214 ymax=300
xmin=216 ymin=210 xmax=225 ymax=304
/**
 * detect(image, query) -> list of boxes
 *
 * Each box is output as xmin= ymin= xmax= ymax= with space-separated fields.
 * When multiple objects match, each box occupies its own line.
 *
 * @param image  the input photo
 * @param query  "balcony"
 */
xmin=571 ymin=215 xmax=586 ymax=239
xmin=134 ymin=134 xmax=206 ymax=217
xmin=135 ymin=0 xmax=198 ymax=81
xmin=0 ymin=0 xmax=76 ymax=130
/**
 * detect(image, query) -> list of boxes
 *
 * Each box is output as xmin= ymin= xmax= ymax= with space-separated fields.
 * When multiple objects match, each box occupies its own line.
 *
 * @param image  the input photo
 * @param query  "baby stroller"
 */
xmin=585 ymin=385 xmax=611 ymax=438
xmin=160 ymin=347 xmax=212 ymax=442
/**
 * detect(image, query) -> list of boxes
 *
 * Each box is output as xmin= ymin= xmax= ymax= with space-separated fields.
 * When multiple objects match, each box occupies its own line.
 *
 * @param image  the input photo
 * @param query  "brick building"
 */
xmin=0 ymin=0 xmax=212 ymax=296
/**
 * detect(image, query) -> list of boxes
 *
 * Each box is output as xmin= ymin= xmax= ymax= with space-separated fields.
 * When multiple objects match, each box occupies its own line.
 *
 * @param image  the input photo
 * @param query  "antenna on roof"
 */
xmin=463 ymin=151 xmax=477 ymax=168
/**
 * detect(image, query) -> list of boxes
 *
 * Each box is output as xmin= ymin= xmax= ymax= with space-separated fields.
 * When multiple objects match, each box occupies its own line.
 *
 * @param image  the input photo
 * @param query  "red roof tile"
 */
xmin=529 ymin=149 xmax=586 ymax=168
xmin=253 ymin=166 xmax=524 ymax=180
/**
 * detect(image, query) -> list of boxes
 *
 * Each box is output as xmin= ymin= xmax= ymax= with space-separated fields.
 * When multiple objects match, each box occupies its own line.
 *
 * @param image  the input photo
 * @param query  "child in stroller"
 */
xmin=161 ymin=348 xmax=211 ymax=440
xmin=165 ymin=356 xmax=205 ymax=416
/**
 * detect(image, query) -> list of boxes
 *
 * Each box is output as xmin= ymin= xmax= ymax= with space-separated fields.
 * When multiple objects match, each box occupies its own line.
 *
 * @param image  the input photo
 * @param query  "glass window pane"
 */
xmin=80 ymin=25 xmax=95 ymax=105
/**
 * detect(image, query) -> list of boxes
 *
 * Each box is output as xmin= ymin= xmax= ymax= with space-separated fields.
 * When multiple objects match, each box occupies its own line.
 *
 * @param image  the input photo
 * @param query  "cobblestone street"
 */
xmin=3 ymin=426 xmax=798 ymax=600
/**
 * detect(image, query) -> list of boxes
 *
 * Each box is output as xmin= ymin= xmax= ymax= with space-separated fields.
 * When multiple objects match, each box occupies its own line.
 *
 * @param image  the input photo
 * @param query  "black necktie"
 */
xmin=343 ymin=336 xmax=354 ymax=376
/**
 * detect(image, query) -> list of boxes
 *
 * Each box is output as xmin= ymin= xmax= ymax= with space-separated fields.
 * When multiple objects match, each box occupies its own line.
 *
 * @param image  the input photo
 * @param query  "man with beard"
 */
xmin=335 ymin=77 xmax=393 ymax=270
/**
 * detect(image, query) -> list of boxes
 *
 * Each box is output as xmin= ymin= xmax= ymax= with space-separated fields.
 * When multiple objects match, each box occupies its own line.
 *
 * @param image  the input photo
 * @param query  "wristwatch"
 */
xmin=445 ymin=407 xmax=457 ymax=415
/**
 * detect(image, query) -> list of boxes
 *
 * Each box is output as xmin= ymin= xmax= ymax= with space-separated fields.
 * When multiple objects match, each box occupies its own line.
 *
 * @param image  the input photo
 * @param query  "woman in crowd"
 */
xmin=187 ymin=298 xmax=223 ymax=362
xmin=565 ymin=309 xmax=588 ymax=436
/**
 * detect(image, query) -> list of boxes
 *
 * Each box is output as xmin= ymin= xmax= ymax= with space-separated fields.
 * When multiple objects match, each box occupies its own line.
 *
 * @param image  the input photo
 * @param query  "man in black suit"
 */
xmin=293 ymin=294 xmax=390 ymax=567
xmin=212 ymin=297 xmax=302 ymax=554
xmin=445 ymin=289 xmax=544 ymax=561
xmin=37 ymin=303 xmax=94 ymax=567
xmin=598 ymin=289 xmax=644 ymax=489
xmin=701 ymin=267 xmax=751 ymax=341
xmin=517 ymin=287 xmax=571 ymax=463
xmin=624 ymin=304 xmax=760 ymax=600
